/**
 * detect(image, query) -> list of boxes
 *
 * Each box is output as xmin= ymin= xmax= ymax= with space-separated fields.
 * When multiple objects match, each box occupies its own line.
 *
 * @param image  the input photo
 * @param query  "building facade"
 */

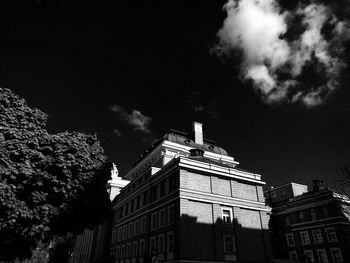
xmin=71 ymin=165 xmax=130 ymax=263
xmin=266 ymin=181 xmax=350 ymax=263
xmin=110 ymin=122 xmax=273 ymax=263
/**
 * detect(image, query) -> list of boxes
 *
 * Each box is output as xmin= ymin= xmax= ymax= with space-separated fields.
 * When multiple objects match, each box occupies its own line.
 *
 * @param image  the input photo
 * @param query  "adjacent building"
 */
xmin=266 ymin=180 xmax=350 ymax=263
xmin=110 ymin=122 xmax=273 ymax=263
xmin=71 ymin=165 xmax=130 ymax=263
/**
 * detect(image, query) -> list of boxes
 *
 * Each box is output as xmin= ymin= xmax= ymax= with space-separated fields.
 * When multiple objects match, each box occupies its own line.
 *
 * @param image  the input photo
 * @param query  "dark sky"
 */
xmin=1 ymin=0 xmax=350 ymax=189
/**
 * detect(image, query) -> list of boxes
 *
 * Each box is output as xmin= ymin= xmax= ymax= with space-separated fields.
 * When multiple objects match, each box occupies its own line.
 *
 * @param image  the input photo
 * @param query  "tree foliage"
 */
xmin=0 ymin=88 xmax=112 ymax=261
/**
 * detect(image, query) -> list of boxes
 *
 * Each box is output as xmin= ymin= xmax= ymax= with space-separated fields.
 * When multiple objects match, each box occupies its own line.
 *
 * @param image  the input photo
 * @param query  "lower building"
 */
xmin=266 ymin=180 xmax=350 ymax=263
xmin=70 ymin=164 xmax=129 ymax=263
xmin=111 ymin=123 xmax=273 ymax=262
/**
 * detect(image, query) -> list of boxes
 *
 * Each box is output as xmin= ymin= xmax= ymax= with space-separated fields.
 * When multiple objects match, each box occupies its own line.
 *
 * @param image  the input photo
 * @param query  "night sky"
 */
xmin=1 ymin=0 xmax=350 ymax=189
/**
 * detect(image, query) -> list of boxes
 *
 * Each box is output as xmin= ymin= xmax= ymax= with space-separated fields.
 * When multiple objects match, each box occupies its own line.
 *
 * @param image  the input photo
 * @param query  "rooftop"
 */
xmin=132 ymin=128 xmax=229 ymax=167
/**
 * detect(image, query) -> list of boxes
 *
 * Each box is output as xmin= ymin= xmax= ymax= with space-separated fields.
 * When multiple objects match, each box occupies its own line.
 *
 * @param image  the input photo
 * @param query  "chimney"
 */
xmin=193 ymin=122 xmax=203 ymax=145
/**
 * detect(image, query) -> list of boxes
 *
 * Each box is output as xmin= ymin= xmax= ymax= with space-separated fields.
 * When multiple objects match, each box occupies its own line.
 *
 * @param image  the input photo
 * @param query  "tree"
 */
xmin=0 ymin=88 xmax=112 ymax=261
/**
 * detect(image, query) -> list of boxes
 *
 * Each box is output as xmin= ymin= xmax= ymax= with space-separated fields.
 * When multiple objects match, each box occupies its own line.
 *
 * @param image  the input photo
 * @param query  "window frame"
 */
xmin=316 ymin=248 xmax=329 ymax=263
xmin=312 ymin=229 xmax=324 ymax=244
xmin=121 ymin=245 xmax=126 ymax=259
xmin=167 ymin=231 xmax=174 ymax=252
xmin=304 ymin=249 xmax=315 ymax=262
xmin=126 ymin=243 xmax=132 ymax=258
xmin=141 ymin=216 xmax=146 ymax=233
xmin=132 ymin=241 xmax=138 ymax=258
xmin=149 ymin=236 xmax=157 ymax=254
xmin=123 ymin=225 xmax=128 ymax=240
xmin=134 ymin=219 xmax=140 ymax=236
xmin=159 ymin=208 xmax=166 ymax=227
xmin=330 ymin=247 xmax=343 ymax=263
xmin=300 ymin=231 xmax=311 ymax=245
xmin=158 ymin=234 xmax=165 ymax=254
xmin=151 ymin=212 xmax=157 ymax=230
xmin=116 ymin=246 xmax=120 ymax=260
xmin=325 ymin=227 xmax=338 ymax=242
xmin=139 ymin=239 xmax=145 ymax=256
xmin=168 ymin=205 xmax=175 ymax=224
xmin=286 ymin=233 xmax=295 ymax=247
xmin=221 ymin=207 xmax=233 ymax=224
xmin=223 ymin=235 xmax=236 ymax=254
xmin=128 ymin=222 xmax=133 ymax=238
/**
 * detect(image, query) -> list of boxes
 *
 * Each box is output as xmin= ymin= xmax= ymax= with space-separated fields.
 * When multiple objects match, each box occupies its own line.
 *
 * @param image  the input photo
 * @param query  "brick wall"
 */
xmin=182 ymin=170 xmax=211 ymax=193
xmin=178 ymin=198 xmax=215 ymax=261
xmin=234 ymin=207 xmax=271 ymax=262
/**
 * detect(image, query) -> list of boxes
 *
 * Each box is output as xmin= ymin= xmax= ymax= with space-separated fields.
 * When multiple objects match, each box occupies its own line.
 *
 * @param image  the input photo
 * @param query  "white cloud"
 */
xmin=109 ymin=104 xmax=152 ymax=134
xmin=215 ymin=0 xmax=350 ymax=107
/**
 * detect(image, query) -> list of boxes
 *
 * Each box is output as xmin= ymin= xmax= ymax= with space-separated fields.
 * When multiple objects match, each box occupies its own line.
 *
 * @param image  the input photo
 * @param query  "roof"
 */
xmin=186 ymin=155 xmax=255 ymax=173
xmin=132 ymin=129 xmax=229 ymax=167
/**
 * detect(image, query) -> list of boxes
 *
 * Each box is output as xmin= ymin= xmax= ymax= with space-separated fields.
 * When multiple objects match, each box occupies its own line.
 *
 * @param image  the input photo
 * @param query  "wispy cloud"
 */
xmin=110 ymin=104 xmax=152 ymax=134
xmin=113 ymin=129 xmax=122 ymax=136
xmin=214 ymin=0 xmax=350 ymax=107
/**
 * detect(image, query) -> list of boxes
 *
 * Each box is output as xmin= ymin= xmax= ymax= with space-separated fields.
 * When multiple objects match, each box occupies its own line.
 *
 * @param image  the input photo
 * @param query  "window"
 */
xmin=312 ymin=229 xmax=323 ymax=244
xmin=126 ymin=243 xmax=132 ymax=258
xmin=121 ymin=245 xmax=126 ymax=259
xmin=134 ymin=219 xmax=140 ymax=236
xmin=151 ymin=187 xmax=157 ymax=202
xmin=140 ymin=193 xmax=144 ymax=207
xmin=141 ymin=216 xmax=146 ymax=233
xmin=286 ymin=233 xmax=295 ymax=247
xmin=129 ymin=222 xmax=133 ymax=237
xmin=168 ymin=205 xmax=174 ymax=224
xmin=289 ymin=251 xmax=298 ymax=261
xmin=280 ymin=189 xmax=286 ymax=197
xmin=323 ymin=207 xmax=329 ymax=217
xmin=158 ymin=234 xmax=165 ymax=254
xmin=160 ymin=181 xmax=165 ymax=197
xmin=159 ymin=209 xmax=166 ymax=227
xmin=132 ymin=198 xmax=136 ymax=212
xmin=129 ymin=201 xmax=132 ymax=214
xmin=151 ymin=212 xmax=157 ymax=230
xmin=316 ymin=249 xmax=329 ymax=263
xmin=271 ymin=191 xmax=277 ymax=199
xmin=330 ymin=248 xmax=343 ymax=263
xmin=116 ymin=246 xmax=120 ymax=260
xmin=310 ymin=209 xmax=317 ymax=221
xmin=299 ymin=211 xmax=305 ymax=221
xmin=223 ymin=235 xmax=235 ymax=254
xmin=169 ymin=175 xmax=175 ymax=192
xmin=123 ymin=225 xmax=128 ymax=240
xmin=150 ymin=236 xmax=157 ymax=253
xmin=139 ymin=239 xmax=145 ymax=256
xmin=325 ymin=227 xmax=338 ymax=242
xmin=132 ymin=241 xmax=138 ymax=257
xmin=304 ymin=250 xmax=315 ymax=262
xmin=136 ymin=196 xmax=140 ymax=209
xmin=122 ymin=205 xmax=126 ymax=217
xmin=167 ymin=231 xmax=174 ymax=252
xmin=300 ymin=231 xmax=311 ymax=245
xmin=221 ymin=207 xmax=232 ymax=224
xmin=118 ymin=227 xmax=123 ymax=241
xmin=125 ymin=203 xmax=129 ymax=215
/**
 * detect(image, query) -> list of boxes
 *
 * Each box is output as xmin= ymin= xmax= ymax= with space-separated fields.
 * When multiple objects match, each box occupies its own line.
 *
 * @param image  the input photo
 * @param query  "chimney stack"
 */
xmin=193 ymin=122 xmax=203 ymax=145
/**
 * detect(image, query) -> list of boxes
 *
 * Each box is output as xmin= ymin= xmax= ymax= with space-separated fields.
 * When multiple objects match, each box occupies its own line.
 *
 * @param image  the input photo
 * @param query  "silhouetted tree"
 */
xmin=0 ymin=88 xmax=112 ymax=261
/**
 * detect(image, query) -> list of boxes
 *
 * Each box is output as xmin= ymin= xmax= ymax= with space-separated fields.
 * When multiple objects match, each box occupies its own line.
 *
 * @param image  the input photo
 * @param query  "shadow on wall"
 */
xmin=178 ymin=214 xmax=273 ymax=263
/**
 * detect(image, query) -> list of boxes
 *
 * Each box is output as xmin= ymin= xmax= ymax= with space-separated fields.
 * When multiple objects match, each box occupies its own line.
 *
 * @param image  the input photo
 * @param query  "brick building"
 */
xmin=110 ymin=122 xmax=273 ymax=263
xmin=265 ymin=181 xmax=350 ymax=263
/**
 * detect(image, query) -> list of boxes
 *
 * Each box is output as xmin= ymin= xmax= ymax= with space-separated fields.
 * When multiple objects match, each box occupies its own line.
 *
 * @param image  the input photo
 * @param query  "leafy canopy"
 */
xmin=0 ymin=88 xmax=112 ymax=261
